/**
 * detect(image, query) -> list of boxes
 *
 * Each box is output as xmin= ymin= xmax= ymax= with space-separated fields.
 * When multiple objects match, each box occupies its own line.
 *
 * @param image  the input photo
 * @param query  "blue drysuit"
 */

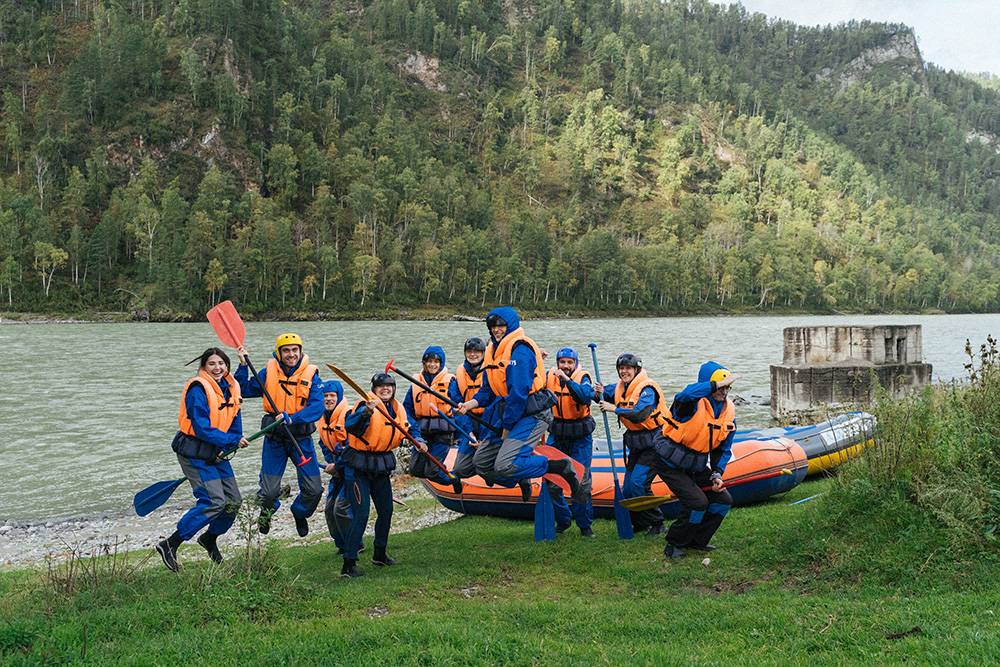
xmin=236 ymin=355 xmax=325 ymax=520
xmin=599 ymin=380 xmax=663 ymax=530
xmin=175 ymin=378 xmax=244 ymax=541
xmin=468 ymin=306 xmax=550 ymax=486
xmin=404 ymin=345 xmax=464 ymax=484
xmin=548 ymin=369 xmax=595 ymax=531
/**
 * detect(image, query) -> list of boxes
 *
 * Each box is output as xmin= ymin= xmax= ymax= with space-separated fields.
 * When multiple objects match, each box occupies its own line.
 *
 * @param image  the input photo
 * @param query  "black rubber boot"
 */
xmin=258 ymin=510 xmax=272 ymax=535
xmin=518 ymin=479 xmax=533 ymax=502
xmin=372 ymin=548 xmax=396 ymax=567
xmin=451 ymin=478 xmax=464 ymax=495
xmin=341 ymin=559 xmax=364 ymax=578
xmin=156 ymin=532 xmax=182 ymax=573
xmin=664 ymin=543 xmax=686 ymax=559
xmin=580 ymin=527 xmax=595 ymax=538
xmin=197 ymin=532 xmax=223 ymax=564
xmin=546 ymin=459 xmax=582 ymax=500
xmin=294 ymin=514 xmax=309 ymax=538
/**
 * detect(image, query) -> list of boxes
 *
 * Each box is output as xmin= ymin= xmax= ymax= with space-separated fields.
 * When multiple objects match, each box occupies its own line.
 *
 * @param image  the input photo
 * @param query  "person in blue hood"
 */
xmin=651 ymin=361 xmax=738 ymax=559
xmin=316 ymin=380 xmax=354 ymax=555
xmin=235 ymin=334 xmax=325 ymax=538
xmin=403 ymin=345 xmax=465 ymax=494
xmin=457 ymin=307 xmax=586 ymax=505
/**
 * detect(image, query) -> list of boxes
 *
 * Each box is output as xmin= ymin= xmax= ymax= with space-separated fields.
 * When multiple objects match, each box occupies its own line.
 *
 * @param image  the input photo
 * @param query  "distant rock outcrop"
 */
xmin=400 ymin=52 xmax=446 ymax=92
xmin=818 ymin=30 xmax=926 ymax=92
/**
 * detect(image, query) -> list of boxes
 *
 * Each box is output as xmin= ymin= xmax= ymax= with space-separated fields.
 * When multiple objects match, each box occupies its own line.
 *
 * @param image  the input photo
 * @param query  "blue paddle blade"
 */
xmin=534 ymin=482 xmax=556 ymax=542
xmin=133 ymin=478 xmax=186 ymax=517
xmin=613 ymin=482 xmax=635 ymax=540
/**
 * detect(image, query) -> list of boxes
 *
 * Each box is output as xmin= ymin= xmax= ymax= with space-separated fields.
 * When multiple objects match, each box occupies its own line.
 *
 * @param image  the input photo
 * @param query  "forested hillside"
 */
xmin=2 ymin=0 xmax=999 ymax=318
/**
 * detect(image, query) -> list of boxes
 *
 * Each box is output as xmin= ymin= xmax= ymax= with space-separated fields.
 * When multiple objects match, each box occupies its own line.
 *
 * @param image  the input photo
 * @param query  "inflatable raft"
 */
xmin=423 ymin=436 xmax=808 ymax=520
xmin=736 ymin=411 xmax=875 ymax=476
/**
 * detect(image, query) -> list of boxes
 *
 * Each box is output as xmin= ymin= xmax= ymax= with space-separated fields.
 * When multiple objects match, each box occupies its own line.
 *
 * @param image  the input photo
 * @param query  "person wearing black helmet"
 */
xmin=451 ymin=337 xmax=492 ymax=480
xmin=336 ymin=372 xmax=427 ymax=577
xmin=403 ymin=345 xmax=464 ymax=494
xmin=594 ymin=352 xmax=669 ymax=535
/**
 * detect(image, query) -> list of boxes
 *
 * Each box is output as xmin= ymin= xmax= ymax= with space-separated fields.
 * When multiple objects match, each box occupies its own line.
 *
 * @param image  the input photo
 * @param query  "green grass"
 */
xmin=3 ymin=478 xmax=999 ymax=665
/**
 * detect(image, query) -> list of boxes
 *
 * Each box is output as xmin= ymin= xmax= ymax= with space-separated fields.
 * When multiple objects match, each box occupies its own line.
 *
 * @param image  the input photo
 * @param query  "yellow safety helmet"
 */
xmin=710 ymin=368 xmax=731 ymax=384
xmin=275 ymin=332 xmax=304 ymax=354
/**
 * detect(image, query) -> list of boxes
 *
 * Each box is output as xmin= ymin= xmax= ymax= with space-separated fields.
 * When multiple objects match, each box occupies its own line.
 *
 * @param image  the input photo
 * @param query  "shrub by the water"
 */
xmin=796 ymin=336 xmax=1000 ymax=586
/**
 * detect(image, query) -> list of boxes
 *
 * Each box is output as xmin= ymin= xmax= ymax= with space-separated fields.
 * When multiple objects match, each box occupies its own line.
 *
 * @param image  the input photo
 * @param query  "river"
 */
xmin=1 ymin=313 xmax=997 ymax=537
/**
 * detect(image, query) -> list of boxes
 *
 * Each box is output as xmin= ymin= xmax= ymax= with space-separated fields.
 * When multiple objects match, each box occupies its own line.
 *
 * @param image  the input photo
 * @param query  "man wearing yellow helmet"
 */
xmin=236 ymin=333 xmax=325 ymax=538
xmin=652 ymin=361 xmax=738 ymax=559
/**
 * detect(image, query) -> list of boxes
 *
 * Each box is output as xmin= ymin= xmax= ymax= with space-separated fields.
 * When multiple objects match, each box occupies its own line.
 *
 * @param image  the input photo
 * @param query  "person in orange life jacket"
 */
xmin=653 ymin=361 xmax=738 ymax=559
xmin=235 ymin=333 xmax=324 ymax=538
xmin=545 ymin=347 xmax=596 ymax=537
xmin=156 ymin=348 xmax=251 ymax=572
xmin=594 ymin=353 xmax=669 ymax=535
xmin=337 ymin=372 xmax=426 ymax=578
xmin=316 ymin=380 xmax=353 ymax=555
xmin=450 ymin=337 xmax=497 ymax=480
xmin=403 ymin=345 xmax=464 ymax=494
xmin=456 ymin=306 xmax=585 ymax=504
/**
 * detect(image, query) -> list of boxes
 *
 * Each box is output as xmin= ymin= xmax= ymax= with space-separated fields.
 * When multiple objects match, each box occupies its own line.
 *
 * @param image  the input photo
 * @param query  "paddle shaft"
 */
xmin=588 ymin=344 xmax=624 ymax=492
xmin=242 ymin=353 xmax=313 ymax=466
xmin=325 ymin=363 xmax=454 ymax=479
xmin=430 ymin=405 xmax=478 ymax=445
xmin=387 ymin=362 xmax=500 ymax=434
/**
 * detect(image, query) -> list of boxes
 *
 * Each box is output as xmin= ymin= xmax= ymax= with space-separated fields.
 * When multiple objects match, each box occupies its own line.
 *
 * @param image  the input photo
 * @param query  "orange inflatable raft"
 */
xmin=423 ymin=436 xmax=808 ymax=520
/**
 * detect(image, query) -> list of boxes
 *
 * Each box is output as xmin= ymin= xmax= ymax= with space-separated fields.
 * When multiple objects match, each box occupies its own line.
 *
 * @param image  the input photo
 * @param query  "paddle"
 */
xmin=133 ymin=420 xmax=282 ymax=517
xmin=430 ymin=405 xmax=478 ymax=446
xmin=385 ymin=360 xmax=501 ymax=434
xmin=534 ymin=480 xmax=557 ymax=542
xmin=588 ymin=343 xmax=634 ymax=539
xmin=325 ymin=363 xmax=455 ymax=480
xmin=619 ymin=468 xmax=794 ymax=511
xmin=207 ymin=300 xmax=312 ymax=467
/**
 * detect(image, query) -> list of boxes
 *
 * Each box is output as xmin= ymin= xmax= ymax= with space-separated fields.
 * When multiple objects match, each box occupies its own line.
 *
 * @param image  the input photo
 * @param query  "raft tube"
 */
xmin=736 ymin=411 xmax=876 ymax=476
xmin=423 ymin=437 xmax=808 ymax=521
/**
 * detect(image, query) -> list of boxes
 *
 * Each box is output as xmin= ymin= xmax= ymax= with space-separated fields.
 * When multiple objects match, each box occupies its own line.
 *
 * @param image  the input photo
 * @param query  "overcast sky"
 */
xmin=736 ymin=1 xmax=998 ymax=75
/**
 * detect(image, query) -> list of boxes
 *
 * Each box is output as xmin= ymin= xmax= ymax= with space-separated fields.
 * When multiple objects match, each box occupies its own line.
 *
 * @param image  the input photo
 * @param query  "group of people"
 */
xmin=156 ymin=306 xmax=739 ymax=577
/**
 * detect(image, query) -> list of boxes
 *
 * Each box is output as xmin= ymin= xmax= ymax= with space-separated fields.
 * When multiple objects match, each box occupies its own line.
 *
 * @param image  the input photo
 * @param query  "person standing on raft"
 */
xmin=403 ymin=345 xmax=464 ymax=495
xmin=317 ymin=380 xmax=351 ymax=555
xmin=236 ymin=333 xmax=324 ymax=538
xmin=652 ymin=362 xmax=737 ymax=559
xmin=545 ymin=347 xmax=596 ymax=537
xmin=337 ymin=372 xmax=425 ymax=577
xmin=456 ymin=306 xmax=584 ymax=503
xmin=594 ymin=353 xmax=669 ymax=536
xmin=450 ymin=337 xmax=490 ymax=480
xmin=157 ymin=348 xmax=250 ymax=572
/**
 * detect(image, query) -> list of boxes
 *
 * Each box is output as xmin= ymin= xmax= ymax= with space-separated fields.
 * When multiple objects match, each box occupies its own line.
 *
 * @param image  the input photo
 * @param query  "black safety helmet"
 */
xmin=464 ymin=337 xmax=486 ymax=353
xmin=616 ymin=353 xmax=642 ymax=370
xmin=485 ymin=313 xmax=507 ymax=329
xmin=370 ymin=372 xmax=396 ymax=389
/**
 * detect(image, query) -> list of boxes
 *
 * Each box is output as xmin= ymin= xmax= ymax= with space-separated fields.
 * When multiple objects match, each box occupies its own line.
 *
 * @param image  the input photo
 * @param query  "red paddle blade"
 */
xmin=385 ymin=359 xmax=395 ymax=373
xmin=207 ymin=300 xmax=246 ymax=348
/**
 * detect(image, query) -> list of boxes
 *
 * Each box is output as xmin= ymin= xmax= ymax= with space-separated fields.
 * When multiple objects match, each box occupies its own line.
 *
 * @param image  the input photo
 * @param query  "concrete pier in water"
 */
xmin=770 ymin=325 xmax=932 ymax=418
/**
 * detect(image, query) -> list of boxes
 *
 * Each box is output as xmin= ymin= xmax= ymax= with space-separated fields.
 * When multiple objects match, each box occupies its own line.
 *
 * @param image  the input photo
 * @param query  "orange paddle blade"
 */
xmin=207 ymin=300 xmax=246 ymax=348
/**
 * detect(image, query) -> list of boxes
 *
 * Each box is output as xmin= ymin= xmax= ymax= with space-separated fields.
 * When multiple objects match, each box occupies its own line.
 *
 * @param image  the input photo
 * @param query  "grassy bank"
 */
xmin=2 ymin=475 xmax=998 ymax=665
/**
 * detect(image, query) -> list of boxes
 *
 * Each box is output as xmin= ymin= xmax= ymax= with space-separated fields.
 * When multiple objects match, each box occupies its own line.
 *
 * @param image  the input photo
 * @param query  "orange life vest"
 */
xmin=661 ymin=397 xmax=736 ymax=453
xmin=613 ymin=369 xmax=667 ymax=432
xmin=317 ymin=400 xmax=350 ymax=453
xmin=348 ymin=398 xmax=409 ymax=453
xmin=547 ymin=367 xmax=592 ymax=421
xmin=412 ymin=368 xmax=455 ymax=418
xmin=178 ymin=370 xmax=242 ymax=438
xmin=263 ymin=356 xmax=319 ymax=415
xmin=483 ymin=328 xmax=546 ymax=398
xmin=455 ymin=364 xmax=484 ymax=415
